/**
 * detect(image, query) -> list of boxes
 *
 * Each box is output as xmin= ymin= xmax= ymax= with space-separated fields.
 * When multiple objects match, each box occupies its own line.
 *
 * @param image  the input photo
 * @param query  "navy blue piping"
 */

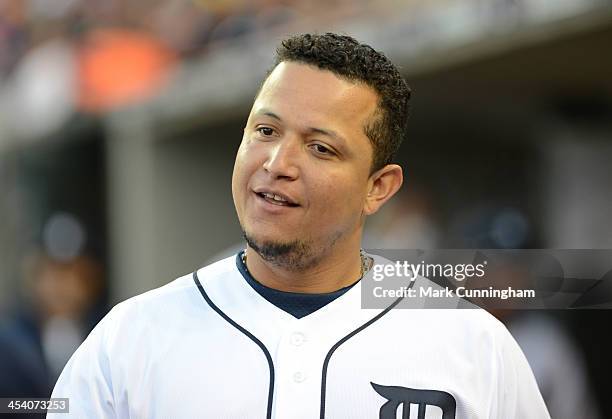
xmin=319 ymin=295 xmax=405 ymax=419
xmin=193 ymin=271 xmax=274 ymax=419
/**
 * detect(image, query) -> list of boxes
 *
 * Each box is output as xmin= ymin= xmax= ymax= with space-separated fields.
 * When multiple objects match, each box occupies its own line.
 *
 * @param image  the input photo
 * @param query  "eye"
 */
xmin=310 ymin=143 xmax=335 ymax=156
xmin=256 ymin=127 xmax=275 ymax=137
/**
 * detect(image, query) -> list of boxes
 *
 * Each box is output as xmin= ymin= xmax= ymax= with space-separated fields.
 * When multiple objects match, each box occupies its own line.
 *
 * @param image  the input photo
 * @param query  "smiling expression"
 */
xmin=231 ymin=61 xmax=381 ymax=266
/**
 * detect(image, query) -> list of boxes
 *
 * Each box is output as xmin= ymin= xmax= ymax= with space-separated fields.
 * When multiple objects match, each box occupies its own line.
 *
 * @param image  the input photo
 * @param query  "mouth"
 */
xmin=254 ymin=191 xmax=300 ymax=207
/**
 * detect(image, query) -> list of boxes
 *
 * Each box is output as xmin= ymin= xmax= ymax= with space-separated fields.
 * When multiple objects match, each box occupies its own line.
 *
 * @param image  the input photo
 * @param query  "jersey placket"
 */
xmin=272 ymin=320 xmax=323 ymax=419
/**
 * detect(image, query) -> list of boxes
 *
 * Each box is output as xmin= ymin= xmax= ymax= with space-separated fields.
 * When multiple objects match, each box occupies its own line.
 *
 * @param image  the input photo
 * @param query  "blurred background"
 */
xmin=0 ymin=0 xmax=611 ymax=417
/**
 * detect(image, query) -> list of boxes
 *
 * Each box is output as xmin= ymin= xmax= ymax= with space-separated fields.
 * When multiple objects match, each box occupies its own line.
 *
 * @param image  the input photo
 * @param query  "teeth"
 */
xmin=262 ymin=192 xmax=288 ymax=203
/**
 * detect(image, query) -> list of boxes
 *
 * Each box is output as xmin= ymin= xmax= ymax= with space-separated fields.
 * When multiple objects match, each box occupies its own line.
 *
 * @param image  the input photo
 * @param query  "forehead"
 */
xmin=252 ymin=62 xmax=379 ymax=135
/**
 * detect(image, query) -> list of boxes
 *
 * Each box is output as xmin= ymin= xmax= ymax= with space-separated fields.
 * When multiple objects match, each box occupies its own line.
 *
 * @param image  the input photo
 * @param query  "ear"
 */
xmin=363 ymin=164 xmax=403 ymax=216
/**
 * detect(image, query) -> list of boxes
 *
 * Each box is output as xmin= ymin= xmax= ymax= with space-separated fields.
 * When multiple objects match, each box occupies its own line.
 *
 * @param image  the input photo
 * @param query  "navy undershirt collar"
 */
xmin=235 ymin=251 xmax=358 ymax=319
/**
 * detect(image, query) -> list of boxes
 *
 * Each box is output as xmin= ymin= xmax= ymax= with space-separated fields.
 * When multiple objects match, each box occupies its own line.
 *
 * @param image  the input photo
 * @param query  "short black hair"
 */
xmin=271 ymin=32 xmax=412 ymax=173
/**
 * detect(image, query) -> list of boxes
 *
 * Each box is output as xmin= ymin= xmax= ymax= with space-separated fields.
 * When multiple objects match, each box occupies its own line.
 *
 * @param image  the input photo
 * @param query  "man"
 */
xmin=49 ymin=33 xmax=550 ymax=418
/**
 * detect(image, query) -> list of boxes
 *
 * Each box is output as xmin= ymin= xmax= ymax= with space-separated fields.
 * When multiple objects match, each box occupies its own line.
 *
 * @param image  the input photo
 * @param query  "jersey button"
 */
xmin=293 ymin=371 xmax=307 ymax=383
xmin=290 ymin=332 xmax=305 ymax=346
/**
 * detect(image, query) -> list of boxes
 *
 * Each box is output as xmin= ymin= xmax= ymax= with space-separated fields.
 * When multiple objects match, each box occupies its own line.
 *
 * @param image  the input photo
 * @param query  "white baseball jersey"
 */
xmin=49 ymin=254 xmax=550 ymax=418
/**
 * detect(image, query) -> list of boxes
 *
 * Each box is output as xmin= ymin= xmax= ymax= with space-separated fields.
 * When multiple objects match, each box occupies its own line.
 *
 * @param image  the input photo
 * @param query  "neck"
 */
xmin=244 ymin=240 xmax=363 ymax=293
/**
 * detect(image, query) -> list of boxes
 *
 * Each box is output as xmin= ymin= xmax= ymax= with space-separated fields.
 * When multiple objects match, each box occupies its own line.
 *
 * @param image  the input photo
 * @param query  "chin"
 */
xmin=245 ymin=231 xmax=293 ymax=249
xmin=245 ymin=223 xmax=292 ymax=241
xmin=244 ymin=227 xmax=305 ymax=253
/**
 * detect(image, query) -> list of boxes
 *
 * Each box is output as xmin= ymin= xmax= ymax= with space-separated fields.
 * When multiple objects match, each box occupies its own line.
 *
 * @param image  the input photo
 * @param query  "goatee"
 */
xmin=243 ymin=231 xmax=319 ymax=271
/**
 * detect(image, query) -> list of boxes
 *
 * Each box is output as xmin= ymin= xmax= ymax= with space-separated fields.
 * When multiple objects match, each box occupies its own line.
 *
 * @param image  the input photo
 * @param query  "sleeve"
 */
xmin=497 ymin=326 xmax=551 ymax=419
xmin=47 ymin=307 xmax=120 ymax=418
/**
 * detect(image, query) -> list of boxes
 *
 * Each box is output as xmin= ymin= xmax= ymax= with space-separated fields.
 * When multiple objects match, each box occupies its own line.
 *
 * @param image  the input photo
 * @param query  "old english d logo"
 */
xmin=371 ymin=382 xmax=456 ymax=419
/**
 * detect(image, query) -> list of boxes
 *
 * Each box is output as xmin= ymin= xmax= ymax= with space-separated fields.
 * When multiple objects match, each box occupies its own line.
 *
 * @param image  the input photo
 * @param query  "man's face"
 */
xmin=232 ymin=61 xmax=379 ymax=267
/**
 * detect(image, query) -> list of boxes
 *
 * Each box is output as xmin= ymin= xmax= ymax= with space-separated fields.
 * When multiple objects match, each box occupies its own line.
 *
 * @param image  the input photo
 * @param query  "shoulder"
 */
xmin=98 ymin=255 xmax=238 ymax=339
xmin=382 ymin=300 xmax=518 ymax=363
xmin=127 ymin=254 xmax=235 ymax=302
xmin=409 ymin=306 xmax=512 ymax=339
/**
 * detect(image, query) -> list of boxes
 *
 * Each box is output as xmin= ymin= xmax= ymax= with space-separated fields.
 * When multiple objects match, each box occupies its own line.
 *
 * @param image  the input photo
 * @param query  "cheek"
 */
xmin=232 ymin=141 xmax=254 ymax=187
xmin=232 ymin=143 xmax=251 ymax=207
xmin=309 ymin=172 xmax=366 ymax=217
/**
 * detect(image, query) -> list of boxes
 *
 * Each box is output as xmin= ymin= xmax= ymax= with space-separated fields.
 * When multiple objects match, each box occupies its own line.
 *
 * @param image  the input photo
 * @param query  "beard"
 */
xmin=242 ymin=229 xmax=341 ymax=272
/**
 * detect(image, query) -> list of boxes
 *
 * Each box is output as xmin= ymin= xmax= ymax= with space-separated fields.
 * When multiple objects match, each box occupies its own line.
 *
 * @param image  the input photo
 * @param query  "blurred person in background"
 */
xmin=453 ymin=207 xmax=602 ymax=418
xmin=0 ymin=249 xmax=104 ymax=405
xmin=503 ymin=310 xmax=601 ymax=419
xmin=486 ymin=265 xmax=601 ymax=419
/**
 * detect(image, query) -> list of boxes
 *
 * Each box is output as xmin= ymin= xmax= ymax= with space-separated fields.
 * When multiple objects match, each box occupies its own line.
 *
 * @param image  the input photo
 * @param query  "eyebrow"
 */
xmin=255 ymin=109 xmax=282 ymax=122
xmin=254 ymin=109 xmax=347 ymax=146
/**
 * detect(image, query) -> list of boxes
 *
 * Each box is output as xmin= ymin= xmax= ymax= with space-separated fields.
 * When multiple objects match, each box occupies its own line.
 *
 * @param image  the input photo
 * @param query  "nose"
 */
xmin=262 ymin=137 xmax=300 ymax=180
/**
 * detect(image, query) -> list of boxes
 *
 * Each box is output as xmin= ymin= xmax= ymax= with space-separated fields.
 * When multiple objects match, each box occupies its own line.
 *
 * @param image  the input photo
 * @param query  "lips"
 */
xmin=252 ymin=188 xmax=299 ymax=207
